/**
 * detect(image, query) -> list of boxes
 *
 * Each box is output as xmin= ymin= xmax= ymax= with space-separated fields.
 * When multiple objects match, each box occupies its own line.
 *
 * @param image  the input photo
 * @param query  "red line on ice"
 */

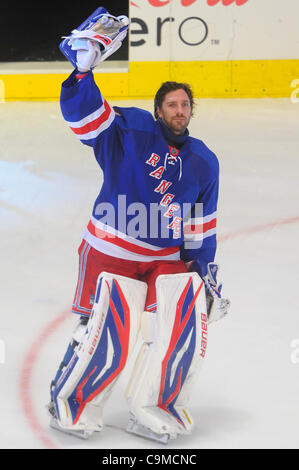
xmin=19 ymin=309 xmax=70 ymax=449
xmin=218 ymin=215 xmax=299 ymax=243
xmin=19 ymin=214 xmax=299 ymax=448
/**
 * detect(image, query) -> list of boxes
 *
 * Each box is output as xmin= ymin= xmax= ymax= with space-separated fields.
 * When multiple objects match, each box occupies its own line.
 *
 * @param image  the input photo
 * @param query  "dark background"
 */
xmin=0 ymin=1 xmax=129 ymax=61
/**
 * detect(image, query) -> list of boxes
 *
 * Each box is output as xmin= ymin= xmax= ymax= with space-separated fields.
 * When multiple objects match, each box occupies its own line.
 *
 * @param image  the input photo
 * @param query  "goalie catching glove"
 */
xmin=59 ymin=6 xmax=130 ymax=71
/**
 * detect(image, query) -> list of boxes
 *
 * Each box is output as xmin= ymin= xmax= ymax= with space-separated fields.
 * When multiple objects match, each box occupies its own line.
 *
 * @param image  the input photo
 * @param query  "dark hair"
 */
xmin=154 ymin=81 xmax=195 ymax=119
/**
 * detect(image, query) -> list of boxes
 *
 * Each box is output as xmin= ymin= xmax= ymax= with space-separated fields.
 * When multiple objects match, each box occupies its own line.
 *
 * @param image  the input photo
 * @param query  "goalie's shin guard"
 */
xmin=51 ymin=272 xmax=147 ymax=433
xmin=126 ymin=273 xmax=208 ymax=439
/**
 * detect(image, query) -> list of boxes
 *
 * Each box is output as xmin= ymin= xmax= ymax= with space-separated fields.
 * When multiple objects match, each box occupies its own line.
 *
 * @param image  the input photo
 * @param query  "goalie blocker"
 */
xmin=49 ymin=271 xmax=208 ymax=443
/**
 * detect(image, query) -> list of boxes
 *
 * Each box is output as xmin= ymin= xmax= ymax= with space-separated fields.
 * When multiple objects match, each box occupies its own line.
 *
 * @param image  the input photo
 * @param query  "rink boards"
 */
xmin=0 ymin=58 xmax=299 ymax=101
xmin=1 ymin=0 xmax=299 ymax=101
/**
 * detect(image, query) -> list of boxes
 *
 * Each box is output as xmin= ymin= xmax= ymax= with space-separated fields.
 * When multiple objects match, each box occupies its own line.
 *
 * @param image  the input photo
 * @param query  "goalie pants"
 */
xmin=72 ymin=240 xmax=188 ymax=316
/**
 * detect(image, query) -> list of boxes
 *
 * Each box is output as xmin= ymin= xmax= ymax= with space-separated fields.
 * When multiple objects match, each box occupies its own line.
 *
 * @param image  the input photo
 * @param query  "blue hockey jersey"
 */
xmin=60 ymin=70 xmax=219 ymax=277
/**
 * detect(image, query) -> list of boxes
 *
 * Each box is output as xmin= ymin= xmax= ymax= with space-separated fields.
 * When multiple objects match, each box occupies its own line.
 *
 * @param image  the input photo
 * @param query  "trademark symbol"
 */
xmin=211 ymin=39 xmax=220 ymax=45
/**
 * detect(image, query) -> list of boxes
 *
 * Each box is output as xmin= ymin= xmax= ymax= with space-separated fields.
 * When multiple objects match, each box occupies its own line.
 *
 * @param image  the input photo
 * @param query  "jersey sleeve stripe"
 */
xmin=68 ymin=100 xmax=110 ymax=133
xmin=183 ymin=217 xmax=217 ymax=235
xmin=68 ymin=100 xmax=115 ymax=137
xmin=184 ymin=226 xmax=217 ymax=243
xmin=65 ymin=92 xmax=107 ymax=128
xmin=183 ymin=210 xmax=217 ymax=227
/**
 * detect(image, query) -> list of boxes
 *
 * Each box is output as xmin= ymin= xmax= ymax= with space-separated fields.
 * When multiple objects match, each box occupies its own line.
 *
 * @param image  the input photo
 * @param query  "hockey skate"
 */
xmin=126 ymin=412 xmax=177 ymax=445
xmin=47 ymin=400 xmax=96 ymax=440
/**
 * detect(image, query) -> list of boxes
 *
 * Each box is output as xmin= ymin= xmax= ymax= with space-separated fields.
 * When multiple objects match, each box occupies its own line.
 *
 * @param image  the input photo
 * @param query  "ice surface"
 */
xmin=0 ymin=96 xmax=298 ymax=449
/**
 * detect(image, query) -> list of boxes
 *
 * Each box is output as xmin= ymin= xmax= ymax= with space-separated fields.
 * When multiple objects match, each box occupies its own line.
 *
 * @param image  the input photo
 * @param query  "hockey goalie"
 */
xmin=48 ymin=6 xmax=230 ymax=444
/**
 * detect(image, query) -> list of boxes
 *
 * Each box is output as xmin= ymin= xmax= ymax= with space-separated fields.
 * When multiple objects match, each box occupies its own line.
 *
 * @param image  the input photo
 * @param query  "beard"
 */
xmin=163 ymin=116 xmax=190 ymax=135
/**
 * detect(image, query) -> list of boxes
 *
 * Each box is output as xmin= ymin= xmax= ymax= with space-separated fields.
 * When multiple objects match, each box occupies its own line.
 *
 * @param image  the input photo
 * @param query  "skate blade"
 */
xmin=50 ymin=417 xmax=94 ymax=440
xmin=126 ymin=417 xmax=175 ymax=445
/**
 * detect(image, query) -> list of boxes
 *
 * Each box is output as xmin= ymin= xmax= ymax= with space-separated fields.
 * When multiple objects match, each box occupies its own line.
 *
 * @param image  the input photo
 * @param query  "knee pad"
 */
xmin=51 ymin=272 xmax=147 ymax=433
xmin=126 ymin=272 xmax=208 ymax=439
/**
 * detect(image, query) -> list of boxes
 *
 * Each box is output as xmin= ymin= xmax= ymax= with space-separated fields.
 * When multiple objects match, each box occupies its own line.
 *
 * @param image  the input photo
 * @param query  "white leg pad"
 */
xmin=126 ymin=272 xmax=208 ymax=440
xmin=52 ymin=272 xmax=147 ymax=433
xmin=140 ymin=310 xmax=157 ymax=343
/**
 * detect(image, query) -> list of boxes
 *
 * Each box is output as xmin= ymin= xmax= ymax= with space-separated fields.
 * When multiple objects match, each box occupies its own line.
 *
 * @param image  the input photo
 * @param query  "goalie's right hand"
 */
xmin=71 ymin=39 xmax=102 ymax=72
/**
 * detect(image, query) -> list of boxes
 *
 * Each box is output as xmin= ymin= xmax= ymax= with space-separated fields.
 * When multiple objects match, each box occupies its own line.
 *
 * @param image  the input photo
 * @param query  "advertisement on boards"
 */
xmin=129 ymin=0 xmax=299 ymax=62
